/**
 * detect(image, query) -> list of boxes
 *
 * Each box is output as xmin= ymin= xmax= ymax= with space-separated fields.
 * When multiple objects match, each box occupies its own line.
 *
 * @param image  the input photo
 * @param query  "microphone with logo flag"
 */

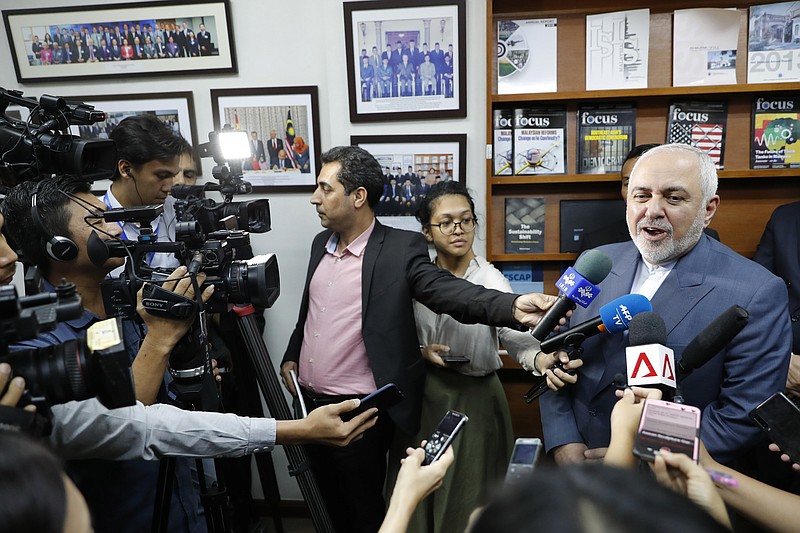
xmin=530 ymin=249 xmax=612 ymax=341
xmin=625 ymin=312 xmax=676 ymax=400
xmin=523 ymin=293 xmax=652 ymax=403
xmin=672 ymin=305 xmax=748 ymax=403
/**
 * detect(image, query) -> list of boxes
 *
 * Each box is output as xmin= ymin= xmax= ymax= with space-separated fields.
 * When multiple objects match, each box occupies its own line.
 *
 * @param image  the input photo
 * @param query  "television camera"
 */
xmin=0 ymin=87 xmax=116 ymax=184
xmin=0 ymin=277 xmax=135 ymax=435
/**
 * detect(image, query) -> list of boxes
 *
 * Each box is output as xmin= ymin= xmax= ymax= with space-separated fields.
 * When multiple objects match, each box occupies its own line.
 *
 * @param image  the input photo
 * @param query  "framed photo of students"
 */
xmin=343 ymin=0 xmax=466 ymax=123
xmin=210 ymin=86 xmax=321 ymax=192
xmin=2 ymin=0 xmax=236 ymax=83
xmin=351 ymin=133 xmax=466 ymax=231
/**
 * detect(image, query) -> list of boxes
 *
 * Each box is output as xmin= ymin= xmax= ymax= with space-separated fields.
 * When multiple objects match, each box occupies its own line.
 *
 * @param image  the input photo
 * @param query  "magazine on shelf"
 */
xmin=497 ymin=18 xmax=557 ymax=94
xmin=585 ymin=9 xmax=649 ymax=90
xmin=505 ymin=197 xmax=545 ymax=254
xmin=493 ymin=108 xmax=514 ymax=175
xmin=673 ymin=8 xmax=739 ymax=87
xmin=513 ymin=106 xmax=567 ymax=175
xmin=666 ymin=101 xmax=728 ymax=169
xmin=748 ymin=2 xmax=800 ymax=84
xmin=751 ymin=95 xmax=800 ymax=168
xmin=576 ymin=103 xmax=636 ymax=175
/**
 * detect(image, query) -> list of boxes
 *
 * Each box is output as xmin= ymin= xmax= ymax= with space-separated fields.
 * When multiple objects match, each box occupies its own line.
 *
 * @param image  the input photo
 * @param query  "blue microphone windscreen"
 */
xmin=599 ymin=294 xmax=652 ymax=333
xmin=628 ymin=312 xmax=667 ymax=345
xmin=574 ymin=249 xmax=613 ymax=285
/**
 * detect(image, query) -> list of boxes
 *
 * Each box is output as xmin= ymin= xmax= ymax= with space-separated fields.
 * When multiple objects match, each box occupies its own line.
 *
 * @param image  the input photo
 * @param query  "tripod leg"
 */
xmin=231 ymin=306 xmax=336 ymax=533
xmin=152 ymin=457 xmax=176 ymax=533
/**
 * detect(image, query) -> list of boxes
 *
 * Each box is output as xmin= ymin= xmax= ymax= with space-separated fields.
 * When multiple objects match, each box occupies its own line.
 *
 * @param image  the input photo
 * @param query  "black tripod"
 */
xmin=231 ymin=304 xmax=336 ymax=533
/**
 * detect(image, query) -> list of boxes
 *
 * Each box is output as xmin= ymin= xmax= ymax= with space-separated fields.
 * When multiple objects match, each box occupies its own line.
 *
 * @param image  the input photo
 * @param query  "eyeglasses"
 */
xmin=428 ymin=217 xmax=476 ymax=235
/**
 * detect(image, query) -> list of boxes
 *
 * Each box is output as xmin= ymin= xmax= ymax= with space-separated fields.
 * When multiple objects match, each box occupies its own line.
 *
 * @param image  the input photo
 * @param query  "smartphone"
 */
xmin=750 ymin=392 xmax=800 ymax=464
xmin=422 ymin=410 xmax=469 ymax=465
xmin=289 ymin=370 xmax=307 ymax=418
xmin=340 ymin=383 xmax=404 ymax=422
xmin=441 ymin=355 xmax=470 ymax=365
xmin=505 ymin=438 xmax=542 ymax=486
xmin=633 ymin=399 xmax=701 ymax=462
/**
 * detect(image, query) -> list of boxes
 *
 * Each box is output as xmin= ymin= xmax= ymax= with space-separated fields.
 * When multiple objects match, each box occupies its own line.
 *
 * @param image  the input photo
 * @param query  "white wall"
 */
xmin=0 ymin=0 xmax=487 ymax=500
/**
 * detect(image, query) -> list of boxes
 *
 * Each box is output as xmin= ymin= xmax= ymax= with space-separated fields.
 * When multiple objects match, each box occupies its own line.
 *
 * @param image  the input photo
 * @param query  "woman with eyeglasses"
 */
xmin=385 ymin=181 xmax=578 ymax=533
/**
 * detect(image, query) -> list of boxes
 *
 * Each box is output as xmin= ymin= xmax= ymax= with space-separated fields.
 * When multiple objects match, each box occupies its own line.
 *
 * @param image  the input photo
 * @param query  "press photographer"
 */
xmin=3 ymin=176 xmax=216 ymax=531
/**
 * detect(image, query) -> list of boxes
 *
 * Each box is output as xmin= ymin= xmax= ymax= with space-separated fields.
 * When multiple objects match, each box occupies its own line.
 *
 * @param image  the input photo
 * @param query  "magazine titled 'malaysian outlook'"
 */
xmin=673 ymin=8 xmax=739 ymax=87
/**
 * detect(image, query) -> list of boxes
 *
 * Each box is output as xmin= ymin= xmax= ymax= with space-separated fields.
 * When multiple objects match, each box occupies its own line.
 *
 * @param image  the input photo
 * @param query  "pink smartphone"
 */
xmin=633 ymin=399 xmax=701 ymax=462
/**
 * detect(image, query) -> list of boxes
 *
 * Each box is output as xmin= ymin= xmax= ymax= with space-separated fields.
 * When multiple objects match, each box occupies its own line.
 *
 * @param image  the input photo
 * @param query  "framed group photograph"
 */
xmin=210 ymin=86 xmax=322 ymax=192
xmin=351 ymin=133 xmax=466 ymax=231
xmin=343 ymin=0 xmax=466 ymax=123
xmin=3 ymin=0 xmax=236 ymax=83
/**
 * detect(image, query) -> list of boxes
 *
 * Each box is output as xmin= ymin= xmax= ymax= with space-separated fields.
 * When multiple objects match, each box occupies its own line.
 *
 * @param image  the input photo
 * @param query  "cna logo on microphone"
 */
xmin=556 ymin=267 xmax=600 ymax=307
xmin=625 ymin=344 xmax=676 ymax=388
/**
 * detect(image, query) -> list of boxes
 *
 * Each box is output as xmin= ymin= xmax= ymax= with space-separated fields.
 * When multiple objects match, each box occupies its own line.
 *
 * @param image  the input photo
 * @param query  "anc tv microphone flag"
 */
xmin=284 ymin=110 xmax=297 ymax=165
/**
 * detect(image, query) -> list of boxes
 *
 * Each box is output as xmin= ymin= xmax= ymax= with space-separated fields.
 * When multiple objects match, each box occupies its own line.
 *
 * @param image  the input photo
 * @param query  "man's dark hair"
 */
xmin=0 ymin=430 xmax=68 ymax=533
xmin=321 ymin=146 xmax=384 ymax=209
xmin=2 ymin=176 xmax=91 ymax=276
xmin=109 ymin=114 xmax=185 ymax=180
xmin=623 ymin=143 xmax=661 ymax=169
xmin=415 ymin=181 xmax=476 ymax=226
xmin=471 ymin=464 xmax=729 ymax=533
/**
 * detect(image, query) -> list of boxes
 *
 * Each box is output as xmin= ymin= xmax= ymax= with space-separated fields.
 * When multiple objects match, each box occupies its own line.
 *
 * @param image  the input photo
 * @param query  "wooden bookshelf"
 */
xmin=486 ymin=0 xmax=800 ymax=440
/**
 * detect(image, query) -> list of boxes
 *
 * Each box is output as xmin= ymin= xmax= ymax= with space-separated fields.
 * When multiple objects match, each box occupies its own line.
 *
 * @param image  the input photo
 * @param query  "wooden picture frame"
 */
xmin=351 ymin=133 xmax=466 ymax=230
xmin=210 ymin=86 xmax=322 ymax=192
xmin=343 ymin=0 xmax=466 ymax=123
xmin=3 ymin=0 xmax=236 ymax=83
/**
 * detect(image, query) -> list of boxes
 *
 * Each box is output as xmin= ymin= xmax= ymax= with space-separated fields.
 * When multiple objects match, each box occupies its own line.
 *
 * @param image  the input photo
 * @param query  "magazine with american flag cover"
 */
xmin=667 ymin=101 xmax=728 ymax=169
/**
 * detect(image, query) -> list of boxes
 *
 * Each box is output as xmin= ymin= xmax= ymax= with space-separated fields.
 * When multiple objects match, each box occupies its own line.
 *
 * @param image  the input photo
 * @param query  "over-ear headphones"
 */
xmin=30 ymin=182 xmax=78 ymax=262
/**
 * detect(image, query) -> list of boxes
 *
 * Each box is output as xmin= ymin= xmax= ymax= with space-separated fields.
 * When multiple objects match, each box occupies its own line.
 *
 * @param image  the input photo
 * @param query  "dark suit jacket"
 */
xmin=753 ymin=201 xmax=800 ymax=353
xmin=540 ymin=235 xmax=791 ymax=465
xmin=282 ymin=221 xmax=518 ymax=435
xmin=251 ymin=139 xmax=266 ymax=162
xmin=266 ymin=138 xmax=283 ymax=167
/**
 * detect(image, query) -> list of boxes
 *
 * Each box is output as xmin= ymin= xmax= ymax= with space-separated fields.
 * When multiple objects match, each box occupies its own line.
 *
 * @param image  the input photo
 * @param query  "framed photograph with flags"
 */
xmin=343 ymin=0 xmax=466 ymax=122
xmin=210 ymin=86 xmax=321 ymax=191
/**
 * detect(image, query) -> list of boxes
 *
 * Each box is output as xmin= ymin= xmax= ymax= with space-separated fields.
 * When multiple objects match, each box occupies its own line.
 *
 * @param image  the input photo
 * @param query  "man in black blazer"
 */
xmin=265 ymin=130 xmax=283 ymax=168
xmin=280 ymin=145 xmax=558 ymax=533
xmin=754 ymin=201 xmax=800 ymax=386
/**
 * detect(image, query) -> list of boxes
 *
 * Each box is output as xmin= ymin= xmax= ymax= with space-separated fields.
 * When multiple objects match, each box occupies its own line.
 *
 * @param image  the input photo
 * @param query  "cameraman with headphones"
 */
xmin=1 ymin=176 xmax=377 ymax=533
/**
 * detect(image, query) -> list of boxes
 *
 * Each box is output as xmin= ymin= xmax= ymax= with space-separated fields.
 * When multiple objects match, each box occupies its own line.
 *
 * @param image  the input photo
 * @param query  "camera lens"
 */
xmin=222 ymin=254 xmax=279 ymax=309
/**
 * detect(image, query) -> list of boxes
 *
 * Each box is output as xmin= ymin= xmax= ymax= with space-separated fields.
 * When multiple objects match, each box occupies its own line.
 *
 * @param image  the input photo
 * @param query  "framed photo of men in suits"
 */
xmin=351 ymin=133 xmax=466 ymax=230
xmin=2 ymin=0 xmax=235 ymax=83
xmin=210 ymin=86 xmax=322 ymax=192
xmin=343 ymin=0 xmax=466 ymax=123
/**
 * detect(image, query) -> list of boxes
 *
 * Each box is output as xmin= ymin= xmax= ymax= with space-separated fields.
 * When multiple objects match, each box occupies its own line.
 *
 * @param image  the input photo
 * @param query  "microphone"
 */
xmin=522 ymin=293 xmax=652 ymax=403
xmin=530 ymin=249 xmax=612 ymax=341
xmin=539 ymin=293 xmax=652 ymax=354
xmin=625 ymin=312 xmax=676 ymax=399
xmin=677 ymin=305 xmax=749 ymax=383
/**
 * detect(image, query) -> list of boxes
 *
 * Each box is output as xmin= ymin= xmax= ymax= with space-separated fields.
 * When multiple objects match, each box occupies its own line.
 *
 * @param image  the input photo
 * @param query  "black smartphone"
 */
xmin=340 ymin=383 xmax=404 ymax=422
xmin=750 ymin=392 xmax=800 ymax=464
xmin=422 ymin=410 xmax=469 ymax=465
xmin=441 ymin=355 xmax=470 ymax=365
xmin=504 ymin=438 xmax=542 ymax=486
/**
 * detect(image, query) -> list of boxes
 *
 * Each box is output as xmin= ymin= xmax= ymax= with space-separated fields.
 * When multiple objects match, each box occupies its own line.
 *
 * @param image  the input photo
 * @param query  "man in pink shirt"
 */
xmin=280 ymin=145 xmax=559 ymax=533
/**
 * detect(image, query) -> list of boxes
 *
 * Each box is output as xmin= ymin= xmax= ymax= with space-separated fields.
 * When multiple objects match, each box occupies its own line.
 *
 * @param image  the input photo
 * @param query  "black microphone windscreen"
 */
xmin=680 ymin=305 xmax=749 ymax=374
xmin=574 ymin=249 xmax=613 ymax=284
xmin=628 ymin=312 xmax=667 ymax=346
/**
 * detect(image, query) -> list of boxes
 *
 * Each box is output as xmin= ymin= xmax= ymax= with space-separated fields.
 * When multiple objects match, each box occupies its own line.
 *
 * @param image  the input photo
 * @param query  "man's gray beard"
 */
xmin=630 ymin=210 xmax=706 ymax=265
